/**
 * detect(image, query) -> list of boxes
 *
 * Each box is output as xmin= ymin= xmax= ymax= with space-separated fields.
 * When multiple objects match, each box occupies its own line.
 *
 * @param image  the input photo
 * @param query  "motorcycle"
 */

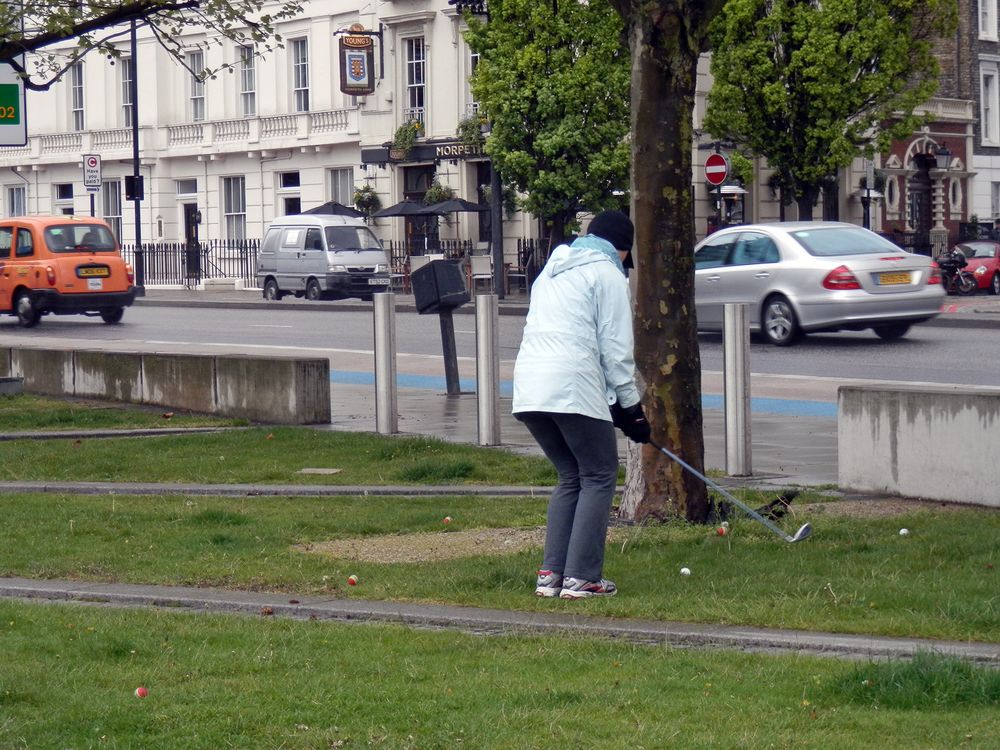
xmin=935 ymin=248 xmax=978 ymax=295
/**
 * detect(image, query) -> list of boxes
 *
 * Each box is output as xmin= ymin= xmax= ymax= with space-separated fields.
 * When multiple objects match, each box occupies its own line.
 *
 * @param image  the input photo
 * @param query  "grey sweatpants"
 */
xmin=516 ymin=411 xmax=619 ymax=581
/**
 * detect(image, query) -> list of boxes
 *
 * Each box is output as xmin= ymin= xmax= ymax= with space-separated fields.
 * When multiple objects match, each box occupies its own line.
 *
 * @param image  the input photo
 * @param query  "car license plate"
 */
xmin=878 ymin=271 xmax=911 ymax=285
xmin=367 ymin=277 xmax=391 ymax=285
xmin=87 ymin=278 xmax=103 ymax=290
xmin=78 ymin=266 xmax=110 ymax=278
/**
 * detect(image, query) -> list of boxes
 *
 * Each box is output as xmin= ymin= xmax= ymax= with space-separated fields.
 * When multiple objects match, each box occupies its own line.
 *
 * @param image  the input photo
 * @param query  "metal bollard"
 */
xmin=723 ymin=302 xmax=751 ymax=476
xmin=373 ymin=292 xmax=398 ymax=434
xmin=476 ymin=293 xmax=501 ymax=445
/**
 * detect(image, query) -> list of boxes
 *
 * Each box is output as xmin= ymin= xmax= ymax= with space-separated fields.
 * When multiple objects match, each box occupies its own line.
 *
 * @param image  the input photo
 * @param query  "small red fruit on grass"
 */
xmin=717 ymin=526 xmax=728 ymax=536
xmin=134 ymin=687 xmax=148 ymax=698
xmin=443 ymin=516 xmax=452 ymax=524
xmin=347 ymin=575 xmax=359 ymax=586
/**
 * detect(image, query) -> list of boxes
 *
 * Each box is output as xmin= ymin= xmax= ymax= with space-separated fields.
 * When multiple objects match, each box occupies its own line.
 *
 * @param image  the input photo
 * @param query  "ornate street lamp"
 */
xmin=934 ymin=142 xmax=952 ymax=171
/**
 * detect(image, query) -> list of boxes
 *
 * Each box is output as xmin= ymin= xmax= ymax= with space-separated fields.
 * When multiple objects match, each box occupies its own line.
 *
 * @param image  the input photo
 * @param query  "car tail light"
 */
xmin=125 ymin=263 xmax=135 ymax=284
xmin=822 ymin=265 xmax=861 ymax=290
xmin=928 ymin=261 xmax=942 ymax=285
xmin=45 ymin=265 xmax=56 ymax=286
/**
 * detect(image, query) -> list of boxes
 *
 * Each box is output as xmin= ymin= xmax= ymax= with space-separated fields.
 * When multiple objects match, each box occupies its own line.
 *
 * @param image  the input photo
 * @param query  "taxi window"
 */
xmin=44 ymin=224 xmax=117 ymax=253
xmin=0 ymin=227 xmax=11 ymax=258
xmin=14 ymin=228 xmax=34 ymax=258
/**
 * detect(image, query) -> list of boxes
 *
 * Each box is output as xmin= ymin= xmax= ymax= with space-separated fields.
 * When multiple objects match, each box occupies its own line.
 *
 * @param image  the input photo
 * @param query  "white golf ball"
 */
xmin=899 ymin=528 xmax=909 ymax=536
xmin=680 ymin=567 xmax=691 ymax=576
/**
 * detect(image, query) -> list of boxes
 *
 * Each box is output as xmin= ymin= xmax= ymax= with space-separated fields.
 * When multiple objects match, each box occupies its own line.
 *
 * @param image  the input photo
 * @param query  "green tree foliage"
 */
xmin=704 ymin=0 xmax=958 ymax=219
xmin=464 ymin=0 xmax=630 ymax=243
xmin=0 ymin=1 xmax=302 ymax=91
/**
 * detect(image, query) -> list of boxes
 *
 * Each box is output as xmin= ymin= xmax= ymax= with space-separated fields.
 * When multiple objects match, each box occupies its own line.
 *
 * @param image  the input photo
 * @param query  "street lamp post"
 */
xmin=929 ymin=142 xmax=952 ymax=257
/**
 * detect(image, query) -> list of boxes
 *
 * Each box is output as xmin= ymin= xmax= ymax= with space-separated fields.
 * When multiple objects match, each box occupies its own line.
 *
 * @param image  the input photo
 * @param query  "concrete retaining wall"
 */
xmin=1 ymin=347 xmax=331 ymax=425
xmin=839 ymin=385 xmax=1000 ymax=508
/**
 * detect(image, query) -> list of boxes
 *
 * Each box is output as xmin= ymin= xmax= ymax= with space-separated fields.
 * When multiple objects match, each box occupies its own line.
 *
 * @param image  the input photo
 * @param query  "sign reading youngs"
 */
xmin=339 ymin=24 xmax=375 ymax=96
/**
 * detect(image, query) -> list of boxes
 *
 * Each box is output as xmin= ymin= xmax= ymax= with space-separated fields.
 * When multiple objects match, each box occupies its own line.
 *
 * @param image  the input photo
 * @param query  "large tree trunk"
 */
xmin=796 ymin=184 xmax=819 ymax=221
xmin=612 ymin=2 xmax=720 ymax=523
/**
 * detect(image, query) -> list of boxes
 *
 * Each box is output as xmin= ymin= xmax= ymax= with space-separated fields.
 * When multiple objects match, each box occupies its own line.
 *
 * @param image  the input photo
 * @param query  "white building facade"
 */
xmin=0 ymin=0 xmax=533 ymax=275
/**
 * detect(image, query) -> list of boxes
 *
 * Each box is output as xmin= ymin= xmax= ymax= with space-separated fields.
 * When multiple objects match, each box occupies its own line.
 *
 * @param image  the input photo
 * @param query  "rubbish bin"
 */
xmin=411 ymin=259 xmax=470 ymax=314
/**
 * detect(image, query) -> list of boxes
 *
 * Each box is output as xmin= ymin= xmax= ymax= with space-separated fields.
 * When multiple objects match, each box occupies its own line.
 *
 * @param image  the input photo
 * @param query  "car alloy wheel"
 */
xmin=762 ymin=295 xmax=800 ymax=346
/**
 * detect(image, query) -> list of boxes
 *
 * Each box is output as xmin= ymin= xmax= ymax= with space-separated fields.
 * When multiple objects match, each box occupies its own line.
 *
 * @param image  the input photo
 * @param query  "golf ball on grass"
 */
xmin=899 ymin=528 xmax=909 ymax=536
xmin=680 ymin=567 xmax=691 ymax=576
xmin=443 ymin=516 xmax=452 ymax=524
xmin=716 ymin=526 xmax=728 ymax=536
xmin=347 ymin=575 xmax=359 ymax=586
xmin=134 ymin=687 xmax=148 ymax=698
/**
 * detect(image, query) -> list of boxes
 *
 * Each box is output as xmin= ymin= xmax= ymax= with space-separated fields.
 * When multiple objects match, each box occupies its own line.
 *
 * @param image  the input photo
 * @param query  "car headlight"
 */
xmin=974 ymin=264 xmax=988 ymax=276
xmin=328 ymin=264 xmax=347 ymax=272
xmin=375 ymin=263 xmax=388 ymax=273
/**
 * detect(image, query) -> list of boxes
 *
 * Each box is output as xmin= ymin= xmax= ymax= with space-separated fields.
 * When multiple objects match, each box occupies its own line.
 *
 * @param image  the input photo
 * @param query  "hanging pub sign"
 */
xmin=339 ymin=24 xmax=376 ymax=96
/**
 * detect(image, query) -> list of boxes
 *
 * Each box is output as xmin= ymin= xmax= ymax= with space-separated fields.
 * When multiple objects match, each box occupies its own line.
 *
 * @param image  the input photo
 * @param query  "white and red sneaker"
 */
xmin=534 ymin=570 xmax=563 ymax=597
xmin=559 ymin=577 xmax=617 ymax=599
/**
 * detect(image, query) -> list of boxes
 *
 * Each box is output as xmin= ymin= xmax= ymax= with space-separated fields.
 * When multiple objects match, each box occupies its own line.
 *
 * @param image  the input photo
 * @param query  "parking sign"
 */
xmin=83 ymin=154 xmax=102 ymax=193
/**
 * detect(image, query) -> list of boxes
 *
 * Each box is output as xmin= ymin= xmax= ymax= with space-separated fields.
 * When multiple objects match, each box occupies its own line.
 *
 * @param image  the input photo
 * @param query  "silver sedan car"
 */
xmin=694 ymin=222 xmax=945 ymax=345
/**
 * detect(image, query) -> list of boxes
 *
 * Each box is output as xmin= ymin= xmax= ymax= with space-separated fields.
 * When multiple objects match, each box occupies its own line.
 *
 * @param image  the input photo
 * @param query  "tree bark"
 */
xmin=611 ymin=2 xmax=721 ymax=523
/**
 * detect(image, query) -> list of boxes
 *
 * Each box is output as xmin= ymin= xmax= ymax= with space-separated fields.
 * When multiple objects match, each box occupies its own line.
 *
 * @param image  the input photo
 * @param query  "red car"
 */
xmin=953 ymin=241 xmax=1000 ymax=295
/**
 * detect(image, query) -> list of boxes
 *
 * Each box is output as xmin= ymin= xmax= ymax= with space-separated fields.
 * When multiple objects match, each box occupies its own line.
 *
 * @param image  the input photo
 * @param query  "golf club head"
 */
xmin=790 ymin=523 xmax=813 ymax=543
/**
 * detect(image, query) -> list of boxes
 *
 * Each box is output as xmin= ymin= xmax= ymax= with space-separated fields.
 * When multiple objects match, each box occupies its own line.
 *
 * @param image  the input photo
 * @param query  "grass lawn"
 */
xmin=0 ymin=394 xmax=248 ymax=431
xmin=1 ymin=492 xmax=996 ymax=643
xmin=2 ymin=601 xmax=997 ymax=750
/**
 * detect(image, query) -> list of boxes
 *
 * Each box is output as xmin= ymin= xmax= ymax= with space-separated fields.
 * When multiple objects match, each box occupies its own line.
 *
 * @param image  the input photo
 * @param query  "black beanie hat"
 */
xmin=589 ymin=210 xmax=634 ymax=253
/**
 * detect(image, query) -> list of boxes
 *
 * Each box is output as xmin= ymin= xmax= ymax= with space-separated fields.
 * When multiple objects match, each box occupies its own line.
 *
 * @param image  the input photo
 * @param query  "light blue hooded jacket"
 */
xmin=512 ymin=235 xmax=641 ymax=421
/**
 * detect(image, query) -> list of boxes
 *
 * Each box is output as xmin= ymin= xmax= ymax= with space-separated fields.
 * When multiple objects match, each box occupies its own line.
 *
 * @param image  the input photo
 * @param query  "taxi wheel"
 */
xmin=100 ymin=307 xmax=125 ymax=324
xmin=15 ymin=291 xmax=40 ymax=328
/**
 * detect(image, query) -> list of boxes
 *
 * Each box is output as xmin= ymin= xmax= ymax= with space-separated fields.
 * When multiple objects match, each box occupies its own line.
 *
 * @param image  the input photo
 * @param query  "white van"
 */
xmin=256 ymin=215 xmax=392 ymax=301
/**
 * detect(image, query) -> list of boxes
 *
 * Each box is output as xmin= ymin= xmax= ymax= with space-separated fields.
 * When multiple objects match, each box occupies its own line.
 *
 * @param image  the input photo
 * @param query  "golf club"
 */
xmin=648 ymin=440 xmax=813 ymax=543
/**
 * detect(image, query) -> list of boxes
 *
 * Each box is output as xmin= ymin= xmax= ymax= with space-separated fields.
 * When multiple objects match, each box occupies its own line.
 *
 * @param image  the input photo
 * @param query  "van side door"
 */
xmin=276 ymin=227 xmax=307 ymax=292
xmin=302 ymin=227 xmax=326 ymax=289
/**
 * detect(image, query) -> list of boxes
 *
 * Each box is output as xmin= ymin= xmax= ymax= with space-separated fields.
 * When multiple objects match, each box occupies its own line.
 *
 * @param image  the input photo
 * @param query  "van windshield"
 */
xmin=325 ymin=226 xmax=382 ymax=252
xmin=45 ymin=224 xmax=117 ymax=253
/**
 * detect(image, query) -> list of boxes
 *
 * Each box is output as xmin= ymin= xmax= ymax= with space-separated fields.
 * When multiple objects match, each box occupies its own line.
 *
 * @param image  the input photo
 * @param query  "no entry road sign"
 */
xmin=704 ymin=152 xmax=730 ymax=187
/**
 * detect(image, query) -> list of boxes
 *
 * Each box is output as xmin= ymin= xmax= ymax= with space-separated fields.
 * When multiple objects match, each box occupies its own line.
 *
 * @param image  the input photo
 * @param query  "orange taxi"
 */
xmin=0 ymin=216 xmax=136 ymax=327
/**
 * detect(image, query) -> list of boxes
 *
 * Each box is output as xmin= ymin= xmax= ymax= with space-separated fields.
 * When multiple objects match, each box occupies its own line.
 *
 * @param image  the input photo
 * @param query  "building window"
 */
xmin=5 ymin=185 xmax=26 ymax=217
xmin=70 ymin=63 xmax=85 ymax=131
xmin=466 ymin=48 xmax=480 ymax=117
xmin=982 ymin=64 xmax=1000 ymax=146
xmin=223 ymin=176 xmax=247 ymax=240
xmin=176 ymin=178 xmax=198 ymax=196
xmin=53 ymin=183 xmax=74 ymax=214
xmin=121 ymin=57 xmax=134 ymax=127
xmin=239 ymin=45 xmax=256 ymax=117
xmin=404 ymin=37 xmax=425 ymax=125
xmin=991 ymin=182 xmax=1000 ymax=219
xmin=329 ymin=168 xmax=354 ymax=205
xmin=291 ymin=38 xmax=310 ymax=113
xmin=982 ymin=0 xmax=998 ymax=40
xmin=279 ymin=171 xmax=300 ymax=189
xmin=102 ymin=181 xmax=122 ymax=241
xmin=188 ymin=51 xmax=205 ymax=122
xmin=277 ymin=171 xmax=301 ymax=215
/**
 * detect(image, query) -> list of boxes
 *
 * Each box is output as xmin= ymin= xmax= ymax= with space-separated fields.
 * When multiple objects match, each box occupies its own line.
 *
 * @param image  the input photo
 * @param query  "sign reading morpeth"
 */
xmin=362 ymin=140 xmax=485 ymax=165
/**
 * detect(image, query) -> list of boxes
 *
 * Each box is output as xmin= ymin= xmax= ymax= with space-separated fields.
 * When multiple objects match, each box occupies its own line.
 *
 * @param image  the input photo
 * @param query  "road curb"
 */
xmin=1 ymin=577 xmax=996 ymax=665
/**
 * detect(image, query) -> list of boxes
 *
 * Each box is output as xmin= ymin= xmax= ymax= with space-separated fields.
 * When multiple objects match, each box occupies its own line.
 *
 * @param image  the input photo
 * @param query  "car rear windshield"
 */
xmin=790 ymin=226 xmax=903 ymax=257
xmin=325 ymin=226 xmax=382 ymax=252
xmin=44 ymin=224 xmax=117 ymax=253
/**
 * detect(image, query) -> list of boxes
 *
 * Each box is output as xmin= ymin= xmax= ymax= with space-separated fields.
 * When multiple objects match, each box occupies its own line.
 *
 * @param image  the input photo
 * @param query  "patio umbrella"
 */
xmin=372 ymin=199 xmax=447 ymax=218
xmin=426 ymin=198 xmax=490 ymax=213
xmin=302 ymin=201 xmax=365 ymax=218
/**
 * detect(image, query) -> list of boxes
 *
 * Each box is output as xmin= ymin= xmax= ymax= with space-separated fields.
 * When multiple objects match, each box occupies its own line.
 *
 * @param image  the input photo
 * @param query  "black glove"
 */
xmin=610 ymin=401 xmax=651 ymax=444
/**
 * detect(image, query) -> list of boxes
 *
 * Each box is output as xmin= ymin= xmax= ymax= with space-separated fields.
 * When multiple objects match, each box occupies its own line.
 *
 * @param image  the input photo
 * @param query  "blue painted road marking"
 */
xmin=330 ymin=370 xmax=837 ymax=418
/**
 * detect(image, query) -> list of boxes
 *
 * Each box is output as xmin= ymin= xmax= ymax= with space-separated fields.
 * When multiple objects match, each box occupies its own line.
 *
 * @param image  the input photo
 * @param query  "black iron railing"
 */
xmin=121 ymin=239 xmax=261 ymax=287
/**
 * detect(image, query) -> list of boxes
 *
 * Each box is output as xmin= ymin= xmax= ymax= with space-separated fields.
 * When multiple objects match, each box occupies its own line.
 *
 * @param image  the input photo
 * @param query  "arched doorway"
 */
xmin=907 ymin=153 xmax=934 ymax=255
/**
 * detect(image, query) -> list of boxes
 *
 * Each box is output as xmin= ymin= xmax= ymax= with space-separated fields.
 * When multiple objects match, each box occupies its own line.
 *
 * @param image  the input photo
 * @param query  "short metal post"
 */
xmin=723 ymin=302 xmax=751 ymax=476
xmin=438 ymin=308 xmax=461 ymax=396
xmin=476 ymin=293 xmax=500 ymax=445
xmin=373 ymin=292 xmax=398 ymax=434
